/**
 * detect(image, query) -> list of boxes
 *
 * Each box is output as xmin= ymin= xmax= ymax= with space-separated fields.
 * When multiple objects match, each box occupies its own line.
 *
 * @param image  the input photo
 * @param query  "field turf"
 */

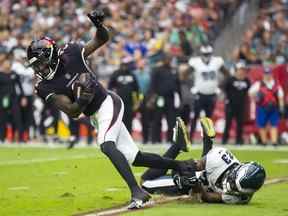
xmin=0 ymin=144 xmax=287 ymax=216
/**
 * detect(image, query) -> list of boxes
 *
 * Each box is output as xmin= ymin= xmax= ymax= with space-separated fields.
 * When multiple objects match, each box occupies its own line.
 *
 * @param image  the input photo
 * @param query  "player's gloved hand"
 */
xmin=173 ymin=174 xmax=199 ymax=190
xmin=73 ymin=73 xmax=96 ymax=107
xmin=87 ymin=9 xmax=105 ymax=28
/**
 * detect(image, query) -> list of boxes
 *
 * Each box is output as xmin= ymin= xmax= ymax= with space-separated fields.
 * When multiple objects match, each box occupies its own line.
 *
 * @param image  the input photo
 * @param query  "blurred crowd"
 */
xmin=0 ymin=0 xmax=287 ymax=146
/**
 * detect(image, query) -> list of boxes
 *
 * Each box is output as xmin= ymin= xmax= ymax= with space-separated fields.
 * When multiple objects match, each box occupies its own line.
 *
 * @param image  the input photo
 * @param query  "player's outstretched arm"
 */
xmin=83 ymin=10 xmax=110 ymax=57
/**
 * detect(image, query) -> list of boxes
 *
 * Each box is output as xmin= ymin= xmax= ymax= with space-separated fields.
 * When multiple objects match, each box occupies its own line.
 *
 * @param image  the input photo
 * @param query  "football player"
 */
xmin=26 ymin=10 xmax=195 ymax=209
xmin=141 ymin=117 xmax=266 ymax=204
xmin=188 ymin=45 xmax=228 ymax=139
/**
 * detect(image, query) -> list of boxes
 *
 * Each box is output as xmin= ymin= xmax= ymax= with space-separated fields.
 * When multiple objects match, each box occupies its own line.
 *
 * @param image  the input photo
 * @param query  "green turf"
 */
xmin=0 ymin=145 xmax=287 ymax=216
xmin=130 ymin=183 xmax=288 ymax=216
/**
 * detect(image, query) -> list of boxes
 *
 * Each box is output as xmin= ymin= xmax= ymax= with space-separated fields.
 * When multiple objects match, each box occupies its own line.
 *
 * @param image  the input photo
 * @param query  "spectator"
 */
xmin=148 ymin=54 xmax=181 ymax=143
xmin=133 ymin=58 xmax=152 ymax=144
xmin=11 ymin=48 xmax=35 ymax=142
xmin=249 ymin=67 xmax=285 ymax=146
xmin=222 ymin=62 xmax=251 ymax=145
xmin=178 ymin=63 xmax=193 ymax=126
xmin=0 ymin=52 xmax=24 ymax=142
xmin=108 ymin=58 xmax=140 ymax=133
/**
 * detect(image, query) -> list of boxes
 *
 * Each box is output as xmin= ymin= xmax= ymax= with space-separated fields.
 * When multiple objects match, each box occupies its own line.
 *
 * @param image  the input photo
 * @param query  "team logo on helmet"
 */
xmin=223 ymin=162 xmax=266 ymax=195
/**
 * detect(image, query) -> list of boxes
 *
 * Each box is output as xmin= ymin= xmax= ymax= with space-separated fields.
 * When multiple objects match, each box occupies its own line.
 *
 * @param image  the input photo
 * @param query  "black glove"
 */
xmin=87 ymin=9 xmax=105 ymax=28
xmin=173 ymin=174 xmax=199 ymax=190
xmin=73 ymin=73 xmax=96 ymax=107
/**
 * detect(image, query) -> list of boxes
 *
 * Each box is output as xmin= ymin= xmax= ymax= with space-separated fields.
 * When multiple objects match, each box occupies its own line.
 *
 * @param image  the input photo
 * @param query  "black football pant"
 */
xmin=222 ymin=104 xmax=245 ymax=144
xmin=190 ymin=93 xmax=216 ymax=139
xmin=0 ymin=97 xmax=23 ymax=142
xmin=151 ymin=101 xmax=176 ymax=143
xmin=20 ymin=96 xmax=35 ymax=140
xmin=140 ymin=102 xmax=153 ymax=144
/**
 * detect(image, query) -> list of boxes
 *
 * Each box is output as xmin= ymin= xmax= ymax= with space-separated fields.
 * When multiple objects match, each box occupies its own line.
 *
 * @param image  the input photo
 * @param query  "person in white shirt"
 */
xmin=188 ymin=45 xmax=227 ymax=139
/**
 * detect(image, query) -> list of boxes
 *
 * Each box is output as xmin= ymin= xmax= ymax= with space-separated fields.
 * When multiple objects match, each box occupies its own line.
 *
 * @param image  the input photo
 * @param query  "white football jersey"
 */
xmin=205 ymin=147 xmax=253 ymax=204
xmin=205 ymin=147 xmax=240 ymax=193
xmin=189 ymin=56 xmax=224 ymax=95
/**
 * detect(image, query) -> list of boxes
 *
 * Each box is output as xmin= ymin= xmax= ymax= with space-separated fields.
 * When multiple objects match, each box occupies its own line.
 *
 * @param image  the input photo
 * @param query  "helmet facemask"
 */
xmin=223 ymin=162 xmax=266 ymax=195
xmin=27 ymin=37 xmax=59 ymax=80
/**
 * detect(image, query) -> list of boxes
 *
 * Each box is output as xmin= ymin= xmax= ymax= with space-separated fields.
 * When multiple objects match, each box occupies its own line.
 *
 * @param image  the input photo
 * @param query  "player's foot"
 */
xmin=128 ymin=190 xmax=151 ymax=209
xmin=173 ymin=117 xmax=191 ymax=152
xmin=200 ymin=117 xmax=216 ymax=139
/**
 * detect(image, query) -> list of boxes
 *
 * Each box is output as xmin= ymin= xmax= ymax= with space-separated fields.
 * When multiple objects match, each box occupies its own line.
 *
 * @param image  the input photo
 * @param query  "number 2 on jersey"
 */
xmin=221 ymin=151 xmax=234 ymax=164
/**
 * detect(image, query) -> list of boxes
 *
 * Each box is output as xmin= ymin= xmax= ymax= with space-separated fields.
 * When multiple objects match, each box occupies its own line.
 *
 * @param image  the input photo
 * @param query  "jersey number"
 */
xmin=221 ymin=151 xmax=234 ymax=164
xmin=201 ymin=71 xmax=216 ymax=80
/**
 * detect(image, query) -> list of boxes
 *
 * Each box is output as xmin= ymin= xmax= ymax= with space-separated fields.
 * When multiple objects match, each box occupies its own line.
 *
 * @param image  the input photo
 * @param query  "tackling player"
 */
xmin=141 ymin=117 xmax=266 ymax=204
xmin=26 ymin=10 xmax=196 ymax=209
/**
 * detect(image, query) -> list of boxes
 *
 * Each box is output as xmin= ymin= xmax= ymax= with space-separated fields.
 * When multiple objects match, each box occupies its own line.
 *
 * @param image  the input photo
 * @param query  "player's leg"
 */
xmin=116 ymin=119 xmax=197 ymax=180
xmin=141 ymin=117 xmax=190 ymax=181
xmin=204 ymin=94 xmax=216 ymax=118
xmin=95 ymin=93 xmax=148 ymax=207
xmin=200 ymin=117 xmax=216 ymax=157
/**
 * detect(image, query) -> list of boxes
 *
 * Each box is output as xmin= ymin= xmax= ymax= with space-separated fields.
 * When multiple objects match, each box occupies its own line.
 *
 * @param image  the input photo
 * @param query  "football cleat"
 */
xmin=200 ymin=117 xmax=216 ymax=139
xmin=173 ymin=117 xmax=191 ymax=152
xmin=128 ymin=190 xmax=151 ymax=210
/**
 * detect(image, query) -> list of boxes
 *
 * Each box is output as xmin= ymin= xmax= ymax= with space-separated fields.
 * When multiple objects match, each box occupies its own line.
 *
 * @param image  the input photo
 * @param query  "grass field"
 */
xmin=0 ymin=144 xmax=287 ymax=216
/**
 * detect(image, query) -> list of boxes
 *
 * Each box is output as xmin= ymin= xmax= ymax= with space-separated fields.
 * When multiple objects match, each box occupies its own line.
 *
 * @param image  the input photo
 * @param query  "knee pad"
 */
xmin=100 ymin=141 xmax=116 ymax=155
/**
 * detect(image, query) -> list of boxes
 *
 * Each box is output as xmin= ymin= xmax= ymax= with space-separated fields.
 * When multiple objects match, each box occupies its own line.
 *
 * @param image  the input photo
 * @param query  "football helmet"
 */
xmin=200 ymin=45 xmax=213 ymax=64
xmin=223 ymin=162 xmax=266 ymax=195
xmin=27 ymin=37 xmax=59 ymax=80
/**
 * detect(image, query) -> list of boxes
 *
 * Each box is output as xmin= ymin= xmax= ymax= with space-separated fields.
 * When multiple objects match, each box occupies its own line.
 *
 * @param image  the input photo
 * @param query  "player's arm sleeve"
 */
xmin=83 ymin=25 xmax=111 ymax=58
xmin=35 ymin=84 xmax=55 ymax=103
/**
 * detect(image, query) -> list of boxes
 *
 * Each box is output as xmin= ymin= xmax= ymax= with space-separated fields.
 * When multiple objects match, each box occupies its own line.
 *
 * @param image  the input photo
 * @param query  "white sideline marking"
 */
xmin=0 ymin=154 xmax=102 ymax=166
xmin=8 ymin=186 xmax=30 ymax=191
xmin=273 ymin=159 xmax=288 ymax=164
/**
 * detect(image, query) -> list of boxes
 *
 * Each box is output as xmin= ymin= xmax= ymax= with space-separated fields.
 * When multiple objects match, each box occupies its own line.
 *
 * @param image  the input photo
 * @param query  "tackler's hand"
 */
xmin=87 ymin=9 xmax=105 ymax=28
